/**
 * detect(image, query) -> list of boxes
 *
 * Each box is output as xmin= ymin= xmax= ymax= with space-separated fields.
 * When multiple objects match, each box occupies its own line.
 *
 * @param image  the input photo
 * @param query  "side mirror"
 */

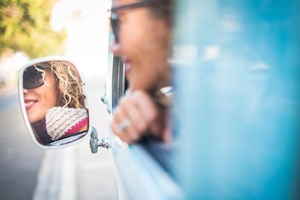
xmin=18 ymin=57 xmax=90 ymax=149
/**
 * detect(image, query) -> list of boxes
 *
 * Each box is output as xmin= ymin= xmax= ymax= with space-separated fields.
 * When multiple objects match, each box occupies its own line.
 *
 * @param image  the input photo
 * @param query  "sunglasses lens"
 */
xmin=23 ymin=66 xmax=44 ymax=89
xmin=110 ymin=13 xmax=119 ymax=42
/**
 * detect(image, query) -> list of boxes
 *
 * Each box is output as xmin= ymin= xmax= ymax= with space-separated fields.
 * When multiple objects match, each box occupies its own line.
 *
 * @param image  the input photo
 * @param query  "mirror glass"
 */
xmin=19 ymin=58 xmax=90 ymax=148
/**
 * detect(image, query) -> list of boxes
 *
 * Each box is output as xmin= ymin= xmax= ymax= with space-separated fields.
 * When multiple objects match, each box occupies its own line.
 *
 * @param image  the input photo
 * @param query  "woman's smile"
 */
xmin=24 ymin=99 xmax=38 ymax=110
xmin=123 ymin=59 xmax=132 ymax=76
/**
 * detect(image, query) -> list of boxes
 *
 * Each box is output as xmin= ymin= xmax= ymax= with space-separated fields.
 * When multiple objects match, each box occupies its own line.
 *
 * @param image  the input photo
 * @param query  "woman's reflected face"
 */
xmin=23 ymin=68 xmax=58 ymax=123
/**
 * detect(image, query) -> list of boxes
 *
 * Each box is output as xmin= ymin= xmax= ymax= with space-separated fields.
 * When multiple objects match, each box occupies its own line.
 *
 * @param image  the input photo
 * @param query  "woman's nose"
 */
xmin=109 ymin=42 xmax=121 ymax=56
xmin=23 ymin=88 xmax=28 ymax=94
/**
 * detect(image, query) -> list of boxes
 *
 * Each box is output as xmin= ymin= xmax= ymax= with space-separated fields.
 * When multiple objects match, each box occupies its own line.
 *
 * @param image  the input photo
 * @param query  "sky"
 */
xmin=51 ymin=0 xmax=111 ymax=78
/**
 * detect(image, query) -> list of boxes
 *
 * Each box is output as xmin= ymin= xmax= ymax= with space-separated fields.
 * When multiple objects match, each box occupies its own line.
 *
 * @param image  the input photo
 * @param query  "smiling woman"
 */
xmin=24 ymin=66 xmax=58 ymax=124
xmin=21 ymin=59 xmax=89 ymax=146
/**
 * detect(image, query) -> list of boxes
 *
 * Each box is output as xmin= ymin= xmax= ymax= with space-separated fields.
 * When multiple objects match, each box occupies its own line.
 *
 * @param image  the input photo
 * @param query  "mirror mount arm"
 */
xmin=90 ymin=127 xmax=111 ymax=153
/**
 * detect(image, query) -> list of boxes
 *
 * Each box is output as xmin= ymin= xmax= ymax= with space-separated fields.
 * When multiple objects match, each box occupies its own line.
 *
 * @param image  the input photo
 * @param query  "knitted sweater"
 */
xmin=46 ymin=106 xmax=88 ymax=141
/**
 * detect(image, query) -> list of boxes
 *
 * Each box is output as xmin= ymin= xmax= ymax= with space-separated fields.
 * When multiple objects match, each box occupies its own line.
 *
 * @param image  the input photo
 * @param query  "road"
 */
xmin=0 ymin=75 xmax=116 ymax=200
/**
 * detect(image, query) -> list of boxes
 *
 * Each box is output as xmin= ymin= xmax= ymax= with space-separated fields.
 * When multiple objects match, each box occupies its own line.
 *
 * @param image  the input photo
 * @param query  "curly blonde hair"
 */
xmin=34 ymin=60 xmax=86 ymax=108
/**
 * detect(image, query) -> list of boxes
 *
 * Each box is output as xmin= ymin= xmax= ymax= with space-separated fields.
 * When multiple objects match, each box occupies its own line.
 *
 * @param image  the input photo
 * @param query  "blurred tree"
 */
xmin=0 ymin=0 xmax=67 ymax=59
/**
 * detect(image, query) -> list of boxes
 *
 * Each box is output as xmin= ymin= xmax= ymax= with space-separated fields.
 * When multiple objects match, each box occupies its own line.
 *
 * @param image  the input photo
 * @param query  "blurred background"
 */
xmin=0 ymin=0 xmax=116 ymax=199
xmin=0 ymin=0 xmax=111 ymax=86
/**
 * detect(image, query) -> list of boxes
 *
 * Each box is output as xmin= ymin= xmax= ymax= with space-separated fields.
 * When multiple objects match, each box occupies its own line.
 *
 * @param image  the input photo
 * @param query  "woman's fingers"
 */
xmin=110 ymin=90 xmax=158 ymax=144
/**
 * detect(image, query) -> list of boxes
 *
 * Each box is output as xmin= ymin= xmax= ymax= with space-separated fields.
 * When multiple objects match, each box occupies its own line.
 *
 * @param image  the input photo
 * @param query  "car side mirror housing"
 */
xmin=18 ymin=57 xmax=90 ymax=149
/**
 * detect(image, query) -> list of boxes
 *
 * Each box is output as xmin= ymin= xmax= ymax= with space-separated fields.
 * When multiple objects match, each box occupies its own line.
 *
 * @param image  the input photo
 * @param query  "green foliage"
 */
xmin=0 ymin=0 xmax=67 ymax=59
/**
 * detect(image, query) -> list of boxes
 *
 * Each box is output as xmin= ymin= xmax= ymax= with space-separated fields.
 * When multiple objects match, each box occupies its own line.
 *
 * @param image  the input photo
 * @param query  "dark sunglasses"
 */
xmin=109 ymin=1 xmax=150 ymax=43
xmin=23 ymin=66 xmax=47 ymax=89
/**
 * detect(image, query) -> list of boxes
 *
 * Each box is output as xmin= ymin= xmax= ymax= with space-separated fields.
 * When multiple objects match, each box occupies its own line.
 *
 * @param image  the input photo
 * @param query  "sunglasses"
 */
xmin=23 ymin=66 xmax=47 ymax=89
xmin=109 ymin=1 xmax=150 ymax=43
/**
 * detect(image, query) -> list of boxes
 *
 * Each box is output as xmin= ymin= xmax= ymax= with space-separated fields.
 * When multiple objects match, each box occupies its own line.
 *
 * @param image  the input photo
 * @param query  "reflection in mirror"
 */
xmin=20 ymin=59 xmax=89 ymax=148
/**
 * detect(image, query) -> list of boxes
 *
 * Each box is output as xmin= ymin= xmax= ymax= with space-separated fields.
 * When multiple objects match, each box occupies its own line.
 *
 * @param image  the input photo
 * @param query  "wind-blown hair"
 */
xmin=35 ymin=60 xmax=86 ymax=109
xmin=144 ymin=0 xmax=174 ymax=27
